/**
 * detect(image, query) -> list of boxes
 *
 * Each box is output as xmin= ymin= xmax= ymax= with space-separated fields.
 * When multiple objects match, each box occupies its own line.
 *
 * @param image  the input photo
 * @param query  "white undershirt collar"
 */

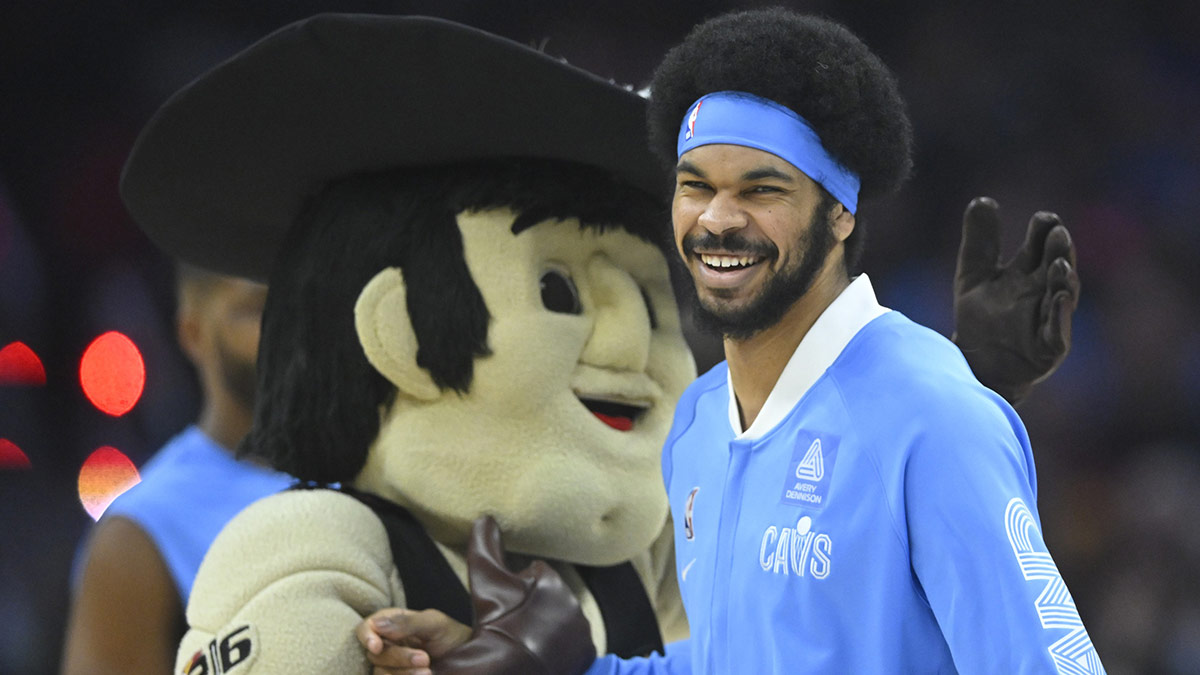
xmin=728 ymin=274 xmax=889 ymax=439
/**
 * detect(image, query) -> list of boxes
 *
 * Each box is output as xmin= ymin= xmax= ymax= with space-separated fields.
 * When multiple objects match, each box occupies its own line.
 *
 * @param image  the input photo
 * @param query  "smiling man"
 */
xmin=671 ymin=138 xmax=855 ymax=430
xmin=635 ymin=9 xmax=1103 ymax=673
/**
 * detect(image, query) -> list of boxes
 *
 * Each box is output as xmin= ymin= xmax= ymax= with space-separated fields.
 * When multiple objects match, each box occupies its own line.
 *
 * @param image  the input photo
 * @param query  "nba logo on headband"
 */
xmin=685 ymin=100 xmax=702 ymax=141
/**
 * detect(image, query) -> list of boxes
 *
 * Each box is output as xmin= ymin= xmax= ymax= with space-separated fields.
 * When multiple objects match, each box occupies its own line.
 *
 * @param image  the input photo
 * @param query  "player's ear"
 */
xmin=831 ymin=202 xmax=855 ymax=243
xmin=355 ymin=267 xmax=441 ymax=402
xmin=175 ymin=292 xmax=204 ymax=364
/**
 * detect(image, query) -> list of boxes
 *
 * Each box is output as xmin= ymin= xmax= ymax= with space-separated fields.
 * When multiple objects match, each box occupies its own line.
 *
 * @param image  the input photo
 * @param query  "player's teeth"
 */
xmin=700 ymin=254 xmax=755 ymax=268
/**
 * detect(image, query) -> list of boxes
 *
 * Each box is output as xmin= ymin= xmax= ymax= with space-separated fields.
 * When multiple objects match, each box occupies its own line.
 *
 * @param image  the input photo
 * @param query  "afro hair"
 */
xmin=648 ymin=8 xmax=913 ymax=203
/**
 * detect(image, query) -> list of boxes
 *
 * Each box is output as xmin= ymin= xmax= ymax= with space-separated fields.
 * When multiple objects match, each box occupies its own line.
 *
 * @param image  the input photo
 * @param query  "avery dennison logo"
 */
xmin=781 ymin=432 xmax=838 ymax=509
xmin=795 ymin=438 xmax=824 ymax=481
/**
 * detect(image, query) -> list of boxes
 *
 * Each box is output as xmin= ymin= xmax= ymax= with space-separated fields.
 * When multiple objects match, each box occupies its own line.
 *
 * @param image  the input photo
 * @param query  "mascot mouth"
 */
xmin=577 ymin=397 xmax=648 ymax=432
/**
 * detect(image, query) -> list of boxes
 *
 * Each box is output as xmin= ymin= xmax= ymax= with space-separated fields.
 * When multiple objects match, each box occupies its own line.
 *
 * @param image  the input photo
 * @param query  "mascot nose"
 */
xmin=580 ymin=255 xmax=652 ymax=373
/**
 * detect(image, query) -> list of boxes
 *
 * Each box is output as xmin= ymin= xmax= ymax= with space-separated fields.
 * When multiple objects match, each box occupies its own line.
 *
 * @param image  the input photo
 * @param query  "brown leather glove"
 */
xmin=952 ymin=197 xmax=1080 ymax=405
xmin=436 ymin=516 xmax=597 ymax=675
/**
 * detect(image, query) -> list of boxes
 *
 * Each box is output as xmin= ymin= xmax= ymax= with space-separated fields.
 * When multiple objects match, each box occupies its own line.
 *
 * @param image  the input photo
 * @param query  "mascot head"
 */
xmin=121 ymin=15 xmax=696 ymax=565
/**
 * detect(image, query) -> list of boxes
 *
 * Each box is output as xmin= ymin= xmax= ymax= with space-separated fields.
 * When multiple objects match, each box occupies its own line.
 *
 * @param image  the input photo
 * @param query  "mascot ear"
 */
xmin=355 ymin=267 xmax=441 ymax=402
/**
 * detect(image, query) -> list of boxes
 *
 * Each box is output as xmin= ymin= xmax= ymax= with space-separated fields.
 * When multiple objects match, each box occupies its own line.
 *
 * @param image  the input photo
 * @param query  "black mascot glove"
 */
xmin=953 ymin=197 xmax=1080 ymax=405
xmin=437 ymin=516 xmax=596 ymax=675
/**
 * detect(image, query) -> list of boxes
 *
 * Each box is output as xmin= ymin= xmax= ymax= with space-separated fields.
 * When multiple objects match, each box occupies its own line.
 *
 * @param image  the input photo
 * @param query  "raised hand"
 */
xmin=953 ymin=197 xmax=1080 ymax=405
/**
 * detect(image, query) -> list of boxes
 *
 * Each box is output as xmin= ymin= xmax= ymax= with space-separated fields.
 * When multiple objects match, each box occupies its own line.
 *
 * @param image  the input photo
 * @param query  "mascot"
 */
xmin=118 ymin=14 xmax=1077 ymax=674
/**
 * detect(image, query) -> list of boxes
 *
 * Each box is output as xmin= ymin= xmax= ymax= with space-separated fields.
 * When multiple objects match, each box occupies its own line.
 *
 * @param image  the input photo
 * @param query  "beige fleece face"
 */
xmin=355 ymin=208 xmax=696 ymax=566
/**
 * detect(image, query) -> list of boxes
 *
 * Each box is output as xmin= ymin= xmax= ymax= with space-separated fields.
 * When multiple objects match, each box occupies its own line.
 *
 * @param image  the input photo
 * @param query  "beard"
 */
xmin=215 ymin=335 xmax=258 ymax=413
xmin=683 ymin=206 xmax=836 ymax=340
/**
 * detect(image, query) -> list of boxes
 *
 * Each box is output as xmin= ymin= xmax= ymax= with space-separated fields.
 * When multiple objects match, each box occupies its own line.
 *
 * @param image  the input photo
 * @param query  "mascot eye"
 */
xmin=540 ymin=269 xmax=581 ymax=314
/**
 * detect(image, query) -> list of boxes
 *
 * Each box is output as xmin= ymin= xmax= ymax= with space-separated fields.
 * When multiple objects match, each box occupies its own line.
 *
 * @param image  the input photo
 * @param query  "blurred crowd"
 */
xmin=2 ymin=1 xmax=1197 ymax=672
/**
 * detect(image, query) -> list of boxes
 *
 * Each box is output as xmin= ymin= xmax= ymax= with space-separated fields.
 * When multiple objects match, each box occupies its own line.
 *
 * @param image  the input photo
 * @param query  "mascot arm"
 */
xmin=175 ymin=489 xmax=401 ymax=674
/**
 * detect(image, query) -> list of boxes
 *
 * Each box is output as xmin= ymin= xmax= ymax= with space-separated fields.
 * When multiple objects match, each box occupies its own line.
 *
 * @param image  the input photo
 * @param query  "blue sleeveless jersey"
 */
xmin=102 ymin=426 xmax=294 ymax=601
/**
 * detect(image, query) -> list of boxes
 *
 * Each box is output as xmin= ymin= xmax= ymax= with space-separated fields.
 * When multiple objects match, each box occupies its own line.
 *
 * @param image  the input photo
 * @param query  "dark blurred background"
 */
xmin=1 ymin=1 xmax=1197 ymax=672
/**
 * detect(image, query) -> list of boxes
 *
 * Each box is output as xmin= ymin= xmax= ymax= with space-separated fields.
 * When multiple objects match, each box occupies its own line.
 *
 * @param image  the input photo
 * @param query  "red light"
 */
xmin=0 ymin=342 xmax=46 ymax=386
xmin=79 ymin=331 xmax=145 ymax=416
xmin=0 ymin=438 xmax=31 ymax=470
xmin=77 ymin=446 xmax=141 ymax=520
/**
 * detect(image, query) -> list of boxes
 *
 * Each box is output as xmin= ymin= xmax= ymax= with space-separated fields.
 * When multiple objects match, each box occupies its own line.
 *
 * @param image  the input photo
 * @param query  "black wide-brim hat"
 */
xmin=120 ymin=14 xmax=664 ymax=281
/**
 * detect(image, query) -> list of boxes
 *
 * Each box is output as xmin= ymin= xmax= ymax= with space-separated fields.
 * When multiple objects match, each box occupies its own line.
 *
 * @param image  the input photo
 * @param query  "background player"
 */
xmin=61 ymin=266 xmax=292 ymax=674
